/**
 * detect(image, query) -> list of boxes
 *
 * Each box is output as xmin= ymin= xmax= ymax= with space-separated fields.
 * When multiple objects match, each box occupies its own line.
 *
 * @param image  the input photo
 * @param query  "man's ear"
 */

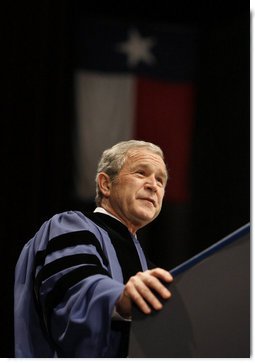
xmin=97 ymin=172 xmax=111 ymax=198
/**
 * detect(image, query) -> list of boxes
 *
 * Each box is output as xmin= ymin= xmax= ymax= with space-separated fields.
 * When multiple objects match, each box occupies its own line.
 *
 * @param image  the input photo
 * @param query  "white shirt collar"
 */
xmin=94 ymin=207 xmax=137 ymax=238
xmin=94 ymin=207 xmax=121 ymax=223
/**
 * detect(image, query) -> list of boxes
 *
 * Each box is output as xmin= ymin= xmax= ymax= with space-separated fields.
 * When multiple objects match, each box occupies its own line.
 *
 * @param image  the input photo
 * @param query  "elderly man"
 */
xmin=14 ymin=140 xmax=173 ymax=358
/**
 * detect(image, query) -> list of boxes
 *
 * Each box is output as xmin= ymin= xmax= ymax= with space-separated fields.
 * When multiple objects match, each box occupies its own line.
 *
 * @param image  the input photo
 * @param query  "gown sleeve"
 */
xmin=34 ymin=211 xmax=125 ymax=357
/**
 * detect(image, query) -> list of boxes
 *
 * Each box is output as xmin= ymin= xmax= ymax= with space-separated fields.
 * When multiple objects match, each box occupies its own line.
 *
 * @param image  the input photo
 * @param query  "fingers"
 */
xmin=150 ymin=267 xmax=173 ymax=283
xmin=124 ymin=268 xmax=173 ymax=314
xmin=126 ymin=285 xmax=153 ymax=314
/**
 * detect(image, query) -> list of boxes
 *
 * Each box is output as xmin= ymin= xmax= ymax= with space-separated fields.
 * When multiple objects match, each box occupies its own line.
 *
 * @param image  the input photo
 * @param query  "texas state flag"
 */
xmin=73 ymin=17 xmax=198 ymax=203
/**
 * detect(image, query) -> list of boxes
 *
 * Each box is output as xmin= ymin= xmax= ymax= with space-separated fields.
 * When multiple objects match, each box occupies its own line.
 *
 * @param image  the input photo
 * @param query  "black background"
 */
xmin=2 ymin=1 xmax=250 ymax=357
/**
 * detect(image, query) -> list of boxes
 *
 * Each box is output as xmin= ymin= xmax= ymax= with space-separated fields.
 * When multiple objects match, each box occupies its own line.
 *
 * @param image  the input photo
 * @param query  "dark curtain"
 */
xmin=2 ymin=2 xmax=74 ymax=356
xmin=191 ymin=12 xmax=250 ymax=255
xmin=1 ymin=1 xmax=249 ymax=357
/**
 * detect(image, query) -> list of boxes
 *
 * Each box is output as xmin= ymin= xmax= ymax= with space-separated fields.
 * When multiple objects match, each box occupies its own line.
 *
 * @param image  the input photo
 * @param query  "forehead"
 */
xmin=124 ymin=148 xmax=167 ymax=173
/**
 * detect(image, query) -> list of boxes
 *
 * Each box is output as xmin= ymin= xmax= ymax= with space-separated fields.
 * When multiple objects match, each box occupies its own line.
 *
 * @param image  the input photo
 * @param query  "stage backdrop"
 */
xmin=73 ymin=17 xmax=198 ymax=204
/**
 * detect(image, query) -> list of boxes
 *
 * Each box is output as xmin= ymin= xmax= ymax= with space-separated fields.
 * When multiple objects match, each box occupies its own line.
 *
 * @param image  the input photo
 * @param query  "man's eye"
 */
xmin=136 ymin=170 xmax=145 ymax=176
xmin=157 ymin=177 xmax=165 ymax=186
xmin=157 ymin=178 xmax=163 ymax=185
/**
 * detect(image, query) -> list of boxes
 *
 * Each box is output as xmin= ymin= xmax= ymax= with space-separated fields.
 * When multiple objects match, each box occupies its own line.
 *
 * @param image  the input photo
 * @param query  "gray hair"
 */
xmin=95 ymin=140 xmax=167 ymax=206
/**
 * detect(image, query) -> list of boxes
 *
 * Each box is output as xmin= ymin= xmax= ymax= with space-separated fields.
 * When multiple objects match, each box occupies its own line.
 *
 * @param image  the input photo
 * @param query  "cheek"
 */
xmin=158 ymin=190 xmax=165 ymax=204
xmin=117 ymin=185 xmax=135 ymax=203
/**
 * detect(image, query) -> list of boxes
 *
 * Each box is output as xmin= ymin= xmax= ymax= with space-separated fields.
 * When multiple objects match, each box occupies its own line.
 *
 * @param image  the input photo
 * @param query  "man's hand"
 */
xmin=115 ymin=268 xmax=173 ymax=318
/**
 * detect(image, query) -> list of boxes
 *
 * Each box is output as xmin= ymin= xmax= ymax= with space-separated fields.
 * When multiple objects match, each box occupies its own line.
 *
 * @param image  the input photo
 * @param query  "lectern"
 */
xmin=128 ymin=223 xmax=250 ymax=358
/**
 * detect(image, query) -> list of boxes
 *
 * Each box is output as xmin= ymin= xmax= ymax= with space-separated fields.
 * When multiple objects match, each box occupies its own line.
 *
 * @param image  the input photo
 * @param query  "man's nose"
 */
xmin=145 ymin=176 xmax=158 ymax=191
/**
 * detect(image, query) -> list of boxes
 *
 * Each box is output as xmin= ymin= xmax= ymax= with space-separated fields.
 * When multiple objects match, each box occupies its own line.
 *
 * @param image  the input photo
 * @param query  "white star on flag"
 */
xmin=116 ymin=28 xmax=156 ymax=67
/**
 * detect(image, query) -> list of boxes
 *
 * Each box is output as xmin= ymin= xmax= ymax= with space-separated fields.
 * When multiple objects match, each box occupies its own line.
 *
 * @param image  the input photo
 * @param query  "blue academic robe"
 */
xmin=14 ymin=211 xmax=149 ymax=357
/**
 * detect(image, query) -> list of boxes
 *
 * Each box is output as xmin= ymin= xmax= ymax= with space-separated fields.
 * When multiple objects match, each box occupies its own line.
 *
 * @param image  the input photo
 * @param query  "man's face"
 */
xmin=106 ymin=148 xmax=167 ymax=234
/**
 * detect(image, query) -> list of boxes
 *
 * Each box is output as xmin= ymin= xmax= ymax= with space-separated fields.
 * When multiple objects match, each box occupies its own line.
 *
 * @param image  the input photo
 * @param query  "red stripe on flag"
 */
xmin=134 ymin=77 xmax=195 ymax=203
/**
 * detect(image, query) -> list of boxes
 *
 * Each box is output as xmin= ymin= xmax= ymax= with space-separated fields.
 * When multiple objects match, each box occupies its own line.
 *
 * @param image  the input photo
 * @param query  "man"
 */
xmin=14 ymin=140 xmax=173 ymax=357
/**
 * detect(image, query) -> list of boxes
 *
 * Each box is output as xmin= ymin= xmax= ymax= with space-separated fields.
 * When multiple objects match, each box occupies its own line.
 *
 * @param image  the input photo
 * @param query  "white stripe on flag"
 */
xmin=74 ymin=71 xmax=135 ymax=199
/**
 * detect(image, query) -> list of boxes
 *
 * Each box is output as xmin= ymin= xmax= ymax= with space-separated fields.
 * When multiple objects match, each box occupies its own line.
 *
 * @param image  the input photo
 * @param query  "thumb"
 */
xmin=115 ymin=290 xmax=132 ymax=318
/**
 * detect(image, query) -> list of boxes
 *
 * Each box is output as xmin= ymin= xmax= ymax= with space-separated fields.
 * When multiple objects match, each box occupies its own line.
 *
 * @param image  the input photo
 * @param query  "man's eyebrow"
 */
xmin=132 ymin=163 xmax=167 ymax=178
xmin=131 ymin=163 xmax=150 ymax=170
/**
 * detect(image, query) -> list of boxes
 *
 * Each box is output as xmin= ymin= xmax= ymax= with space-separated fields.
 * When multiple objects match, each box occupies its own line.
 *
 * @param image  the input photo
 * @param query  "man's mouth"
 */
xmin=140 ymin=198 xmax=156 ymax=207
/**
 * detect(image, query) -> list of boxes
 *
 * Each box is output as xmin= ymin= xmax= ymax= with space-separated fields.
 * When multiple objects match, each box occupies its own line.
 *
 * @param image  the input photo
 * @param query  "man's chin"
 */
xmin=136 ymin=207 xmax=157 ymax=223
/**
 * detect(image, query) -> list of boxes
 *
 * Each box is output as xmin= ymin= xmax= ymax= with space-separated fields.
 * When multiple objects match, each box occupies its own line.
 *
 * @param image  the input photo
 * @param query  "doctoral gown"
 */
xmin=14 ymin=210 xmax=149 ymax=357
